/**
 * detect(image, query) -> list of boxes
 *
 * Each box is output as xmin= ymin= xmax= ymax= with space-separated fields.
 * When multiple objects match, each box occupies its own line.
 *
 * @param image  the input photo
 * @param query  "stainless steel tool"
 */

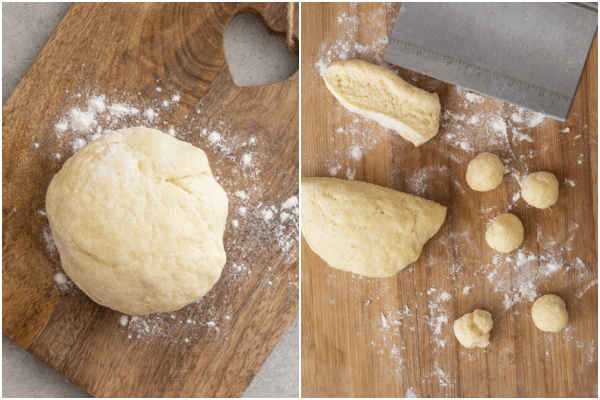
xmin=384 ymin=3 xmax=598 ymax=121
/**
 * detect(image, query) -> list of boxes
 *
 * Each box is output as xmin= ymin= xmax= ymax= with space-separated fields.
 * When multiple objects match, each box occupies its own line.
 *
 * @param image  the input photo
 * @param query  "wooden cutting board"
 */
xmin=301 ymin=3 xmax=597 ymax=397
xmin=2 ymin=3 xmax=298 ymax=397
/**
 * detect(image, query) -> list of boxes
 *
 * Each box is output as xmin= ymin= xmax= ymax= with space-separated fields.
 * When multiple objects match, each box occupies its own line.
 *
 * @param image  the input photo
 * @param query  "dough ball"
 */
xmin=485 ymin=213 xmax=524 ymax=253
xmin=531 ymin=294 xmax=568 ymax=332
xmin=466 ymin=152 xmax=505 ymax=192
xmin=521 ymin=171 xmax=559 ymax=209
xmin=301 ymin=177 xmax=446 ymax=278
xmin=46 ymin=127 xmax=229 ymax=315
xmin=454 ymin=309 xmax=493 ymax=348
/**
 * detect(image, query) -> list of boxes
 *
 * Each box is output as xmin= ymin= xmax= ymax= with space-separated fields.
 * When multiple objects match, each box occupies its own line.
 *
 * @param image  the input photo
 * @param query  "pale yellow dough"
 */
xmin=301 ymin=177 xmax=446 ymax=278
xmin=46 ymin=127 xmax=229 ymax=315
xmin=485 ymin=213 xmax=524 ymax=253
xmin=521 ymin=171 xmax=559 ymax=209
xmin=531 ymin=294 xmax=568 ymax=332
xmin=453 ymin=309 xmax=493 ymax=348
xmin=466 ymin=152 xmax=505 ymax=192
xmin=323 ymin=60 xmax=441 ymax=146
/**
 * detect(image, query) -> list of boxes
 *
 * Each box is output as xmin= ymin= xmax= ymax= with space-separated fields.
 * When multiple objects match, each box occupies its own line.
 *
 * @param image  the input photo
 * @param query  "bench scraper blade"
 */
xmin=383 ymin=3 xmax=598 ymax=121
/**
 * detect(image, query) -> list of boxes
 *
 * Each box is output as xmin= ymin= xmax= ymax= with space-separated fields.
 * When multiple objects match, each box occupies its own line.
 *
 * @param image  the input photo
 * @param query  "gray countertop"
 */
xmin=2 ymin=3 xmax=299 ymax=398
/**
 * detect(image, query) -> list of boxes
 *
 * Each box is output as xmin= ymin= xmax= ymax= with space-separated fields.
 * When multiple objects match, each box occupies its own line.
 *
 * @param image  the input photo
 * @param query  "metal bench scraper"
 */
xmin=383 ymin=3 xmax=598 ymax=121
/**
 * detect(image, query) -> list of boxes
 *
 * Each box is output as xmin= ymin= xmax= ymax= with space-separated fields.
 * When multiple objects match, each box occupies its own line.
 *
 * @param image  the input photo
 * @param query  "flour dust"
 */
xmin=40 ymin=80 xmax=298 ymax=343
xmin=311 ymin=3 xmax=596 ymax=392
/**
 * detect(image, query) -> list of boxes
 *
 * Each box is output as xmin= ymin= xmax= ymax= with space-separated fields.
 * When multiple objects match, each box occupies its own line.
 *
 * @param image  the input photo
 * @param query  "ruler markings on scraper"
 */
xmin=388 ymin=37 xmax=573 ymax=112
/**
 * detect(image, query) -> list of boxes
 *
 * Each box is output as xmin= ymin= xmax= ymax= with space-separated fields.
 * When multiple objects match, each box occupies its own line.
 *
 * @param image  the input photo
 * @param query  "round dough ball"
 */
xmin=46 ymin=127 xmax=229 ymax=315
xmin=454 ymin=309 xmax=493 ymax=348
xmin=466 ymin=152 xmax=505 ymax=192
xmin=485 ymin=213 xmax=524 ymax=253
xmin=521 ymin=171 xmax=559 ymax=209
xmin=531 ymin=294 xmax=568 ymax=332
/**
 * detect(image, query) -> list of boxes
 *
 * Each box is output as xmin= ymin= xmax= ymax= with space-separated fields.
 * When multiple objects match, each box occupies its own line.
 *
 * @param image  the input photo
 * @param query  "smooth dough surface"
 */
xmin=323 ymin=60 xmax=441 ymax=146
xmin=521 ymin=171 xmax=559 ymax=209
xmin=46 ymin=127 xmax=229 ymax=315
xmin=301 ymin=177 xmax=446 ymax=278
xmin=466 ymin=152 xmax=505 ymax=192
xmin=454 ymin=309 xmax=493 ymax=348
xmin=531 ymin=294 xmax=568 ymax=332
xmin=485 ymin=213 xmax=524 ymax=253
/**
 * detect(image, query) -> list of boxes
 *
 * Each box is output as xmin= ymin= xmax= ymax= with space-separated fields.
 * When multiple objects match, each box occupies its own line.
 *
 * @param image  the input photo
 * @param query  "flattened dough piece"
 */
xmin=301 ymin=177 xmax=447 ymax=278
xmin=46 ymin=127 xmax=229 ymax=315
xmin=323 ymin=59 xmax=441 ymax=146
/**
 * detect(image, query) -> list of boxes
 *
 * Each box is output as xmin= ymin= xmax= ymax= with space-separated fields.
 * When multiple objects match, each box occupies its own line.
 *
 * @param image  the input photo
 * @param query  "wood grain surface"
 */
xmin=301 ymin=3 xmax=597 ymax=397
xmin=3 ymin=2 xmax=298 ymax=397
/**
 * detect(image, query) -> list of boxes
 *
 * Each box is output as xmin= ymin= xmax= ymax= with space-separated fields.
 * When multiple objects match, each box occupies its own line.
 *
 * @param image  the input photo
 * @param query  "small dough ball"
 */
xmin=454 ymin=309 xmax=493 ymax=348
xmin=521 ymin=171 xmax=559 ymax=209
xmin=531 ymin=294 xmax=568 ymax=332
xmin=485 ymin=213 xmax=524 ymax=253
xmin=46 ymin=127 xmax=229 ymax=315
xmin=466 ymin=152 xmax=505 ymax=192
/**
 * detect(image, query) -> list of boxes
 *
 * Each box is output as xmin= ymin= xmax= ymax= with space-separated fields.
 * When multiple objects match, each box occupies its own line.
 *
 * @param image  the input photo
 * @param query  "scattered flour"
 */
xmin=405 ymin=166 xmax=449 ymax=198
xmin=349 ymin=145 xmax=363 ymax=160
xmin=242 ymin=153 xmax=253 ymax=166
xmin=262 ymin=209 xmax=275 ymax=222
xmin=328 ymin=164 xmax=341 ymax=176
xmin=54 ymin=272 xmax=68 ymax=285
xmin=42 ymin=82 xmax=299 ymax=342
xmin=433 ymin=361 xmax=453 ymax=388
xmin=143 ymin=108 xmax=157 ymax=120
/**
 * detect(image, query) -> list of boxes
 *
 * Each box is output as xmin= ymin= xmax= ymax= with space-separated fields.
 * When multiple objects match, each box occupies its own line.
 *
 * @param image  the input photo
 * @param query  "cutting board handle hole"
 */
xmin=224 ymin=12 xmax=298 ymax=86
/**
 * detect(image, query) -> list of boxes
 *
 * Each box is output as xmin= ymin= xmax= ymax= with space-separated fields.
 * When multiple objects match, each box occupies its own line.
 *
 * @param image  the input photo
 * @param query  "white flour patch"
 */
xmin=143 ymin=108 xmax=157 ymax=121
xmin=433 ymin=361 xmax=453 ymax=388
xmin=346 ymin=168 xmax=356 ymax=180
xmin=350 ymin=145 xmax=363 ymax=160
xmin=575 ymin=279 xmax=597 ymax=299
xmin=53 ymin=272 xmax=74 ymax=292
xmin=42 ymin=226 xmax=57 ymax=254
xmin=314 ymin=4 xmax=392 ymax=74
xmin=242 ymin=153 xmax=253 ymax=166
xmin=405 ymin=166 xmax=449 ymax=198
xmin=71 ymin=138 xmax=87 ymax=153
xmin=465 ymin=92 xmax=484 ymax=103
xmin=53 ymin=272 xmax=67 ymax=285
xmin=425 ymin=291 xmax=452 ymax=348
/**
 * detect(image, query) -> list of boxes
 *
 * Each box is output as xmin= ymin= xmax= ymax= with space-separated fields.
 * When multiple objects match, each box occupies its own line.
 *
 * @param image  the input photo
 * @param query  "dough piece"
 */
xmin=485 ymin=213 xmax=524 ymax=253
xmin=453 ymin=309 xmax=493 ymax=348
xmin=531 ymin=294 xmax=568 ymax=332
xmin=466 ymin=152 xmax=505 ymax=192
xmin=521 ymin=171 xmax=559 ymax=209
xmin=46 ymin=127 xmax=229 ymax=315
xmin=301 ymin=177 xmax=446 ymax=278
xmin=323 ymin=60 xmax=441 ymax=146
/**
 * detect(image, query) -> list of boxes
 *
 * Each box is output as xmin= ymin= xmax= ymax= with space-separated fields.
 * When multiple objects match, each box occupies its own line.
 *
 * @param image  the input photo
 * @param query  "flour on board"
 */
xmin=39 ymin=83 xmax=298 ymax=343
xmin=310 ymin=3 xmax=595 ymax=392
